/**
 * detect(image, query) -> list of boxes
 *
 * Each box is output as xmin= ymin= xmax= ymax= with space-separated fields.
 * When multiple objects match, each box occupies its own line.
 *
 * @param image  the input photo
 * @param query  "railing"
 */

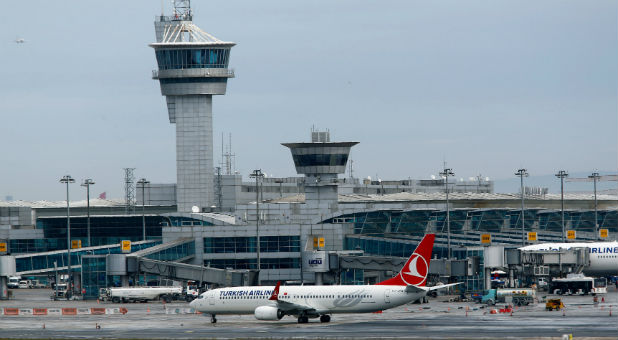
xmin=152 ymin=68 xmax=235 ymax=79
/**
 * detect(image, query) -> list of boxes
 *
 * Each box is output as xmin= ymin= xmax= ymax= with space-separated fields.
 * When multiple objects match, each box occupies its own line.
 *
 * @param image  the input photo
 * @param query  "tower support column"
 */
xmin=168 ymin=95 xmax=214 ymax=212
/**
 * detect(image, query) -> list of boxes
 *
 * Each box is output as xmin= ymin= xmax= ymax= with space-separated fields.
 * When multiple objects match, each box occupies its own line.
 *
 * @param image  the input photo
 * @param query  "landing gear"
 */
xmin=319 ymin=315 xmax=331 ymax=323
xmin=297 ymin=316 xmax=309 ymax=324
xmin=210 ymin=315 xmax=217 ymax=324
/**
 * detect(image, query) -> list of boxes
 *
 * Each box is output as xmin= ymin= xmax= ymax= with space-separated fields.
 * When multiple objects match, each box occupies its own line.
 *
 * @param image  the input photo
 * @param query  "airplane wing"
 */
xmin=269 ymin=281 xmax=319 ymax=315
xmin=276 ymin=299 xmax=318 ymax=315
xmin=405 ymin=282 xmax=461 ymax=293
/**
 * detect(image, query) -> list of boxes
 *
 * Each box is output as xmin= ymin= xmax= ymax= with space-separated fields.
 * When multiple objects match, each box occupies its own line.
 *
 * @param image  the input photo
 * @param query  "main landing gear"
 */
xmin=210 ymin=314 xmax=217 ymax=324
xmin=297 ymin=315 xmax=309 ymax=323
xmin=320 ymin=315 xmax=331 ymax=323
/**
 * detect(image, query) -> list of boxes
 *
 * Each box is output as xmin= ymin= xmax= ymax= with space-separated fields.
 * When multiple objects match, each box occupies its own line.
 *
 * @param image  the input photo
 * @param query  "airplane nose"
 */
xmin=189 ymin=299 xmax=196 ymax=308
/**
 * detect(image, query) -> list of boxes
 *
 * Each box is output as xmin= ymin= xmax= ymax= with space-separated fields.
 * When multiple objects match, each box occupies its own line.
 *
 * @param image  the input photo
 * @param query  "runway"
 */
xmin=1 ymin=288 xmax=616 ymax=339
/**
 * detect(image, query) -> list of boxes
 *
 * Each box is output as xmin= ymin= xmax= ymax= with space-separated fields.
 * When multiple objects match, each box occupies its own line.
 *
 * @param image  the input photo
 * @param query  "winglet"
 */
xmin=269 ymin=281 xmax=281 ymax=301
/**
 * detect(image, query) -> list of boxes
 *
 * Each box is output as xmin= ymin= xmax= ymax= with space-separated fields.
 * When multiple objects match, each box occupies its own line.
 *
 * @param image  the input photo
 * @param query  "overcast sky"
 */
xmin=1 ymin=1 xmax=616 ymax=201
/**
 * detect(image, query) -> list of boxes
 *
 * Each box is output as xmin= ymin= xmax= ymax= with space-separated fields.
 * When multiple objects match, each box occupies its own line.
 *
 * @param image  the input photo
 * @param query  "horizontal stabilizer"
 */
xmin=426 ymin=283 xmax=461 ymax=291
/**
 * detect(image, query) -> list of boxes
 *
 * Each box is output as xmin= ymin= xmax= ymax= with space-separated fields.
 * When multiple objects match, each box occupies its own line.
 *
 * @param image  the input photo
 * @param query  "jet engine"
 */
xmin=254 ymin=306 xmax=284 ymax=320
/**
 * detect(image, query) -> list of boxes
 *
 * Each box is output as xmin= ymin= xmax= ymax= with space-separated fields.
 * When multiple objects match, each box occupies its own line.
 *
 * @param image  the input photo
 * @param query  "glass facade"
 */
xmin=324 ymin=209 xmax=618 ymax=239
xmin=81 ymin=256 xmax=107 ymax=300
xmin=32 ymin=216 xmax=166 ymax=253
xmin=345 ymin=236 xmax=423 ymax=258
xmin=205 ymin=257 xmax=299 ymax=270
xmin=144 ymin=241 xmax=195 ymax=262
xmin=15 ymin=241 xmax=160 ymax=273
xmin=292 ymin=154 xmax=348 ymax=167
xmin=155 ymin=48 xmax=231 ymax=70
xmin=340 ymin=268 xmax=364 ymax=285
xmin=203 ymin=236 xmax=300 ymax=254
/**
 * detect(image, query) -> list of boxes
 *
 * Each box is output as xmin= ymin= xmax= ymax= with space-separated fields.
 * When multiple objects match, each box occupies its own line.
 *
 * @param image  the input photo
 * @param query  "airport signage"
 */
xmin=313 ymin=237 xmax=325 ymax=250
xmin=480 ymin=234 xmax=491 ymax=244
xmin=527 ymin=232 xmax=537 ymax=241
xmin=121 ymin=240 xmax=131 ymax=253
xmin=302 ymin=250 xmax=329 ymax=272
xmin=71 ymin=240 xmax=81 ymax=249
xmin=599 ymin=229 xmax=608 ymax=238
xmin=567 ymin=230 xmax=576 ymax=240
xmin=0 ymin=242 xmax=6 ymax=254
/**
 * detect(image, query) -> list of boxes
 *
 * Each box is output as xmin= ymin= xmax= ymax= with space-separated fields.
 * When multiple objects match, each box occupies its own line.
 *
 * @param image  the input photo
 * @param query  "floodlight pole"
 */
xmin=81 ymin=179 xmax=95 ymax=247
xmin=589 ymin=172 xmax=600 ymax=240
xmin=137 ymin=178 xmax=150 ymax=241
xmin=440 ymin=167 xmax=455 ymax=259
xmin=555 ymin=170 xmax=568 ymax=242
xmin=515 ymin=169 xmax=528 ymax=246
xmin=60 ymin=175 xmax=75 ymax=296
xmin=249 ymin=170 xmax=264 ymax=282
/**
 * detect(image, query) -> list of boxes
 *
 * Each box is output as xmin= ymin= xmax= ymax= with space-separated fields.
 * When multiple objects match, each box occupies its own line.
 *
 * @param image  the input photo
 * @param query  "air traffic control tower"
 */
xmin=283 ymin=131 xmax=358 ymax=208
xmin=150 ymin=1 xmax=234 ymax=212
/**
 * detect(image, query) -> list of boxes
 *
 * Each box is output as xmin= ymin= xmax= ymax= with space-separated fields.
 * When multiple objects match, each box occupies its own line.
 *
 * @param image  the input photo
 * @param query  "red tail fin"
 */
xmin=376 ymin=234 xmax=435 ymax=287
xmin=269 ymin=281 xmax=281 ymax=301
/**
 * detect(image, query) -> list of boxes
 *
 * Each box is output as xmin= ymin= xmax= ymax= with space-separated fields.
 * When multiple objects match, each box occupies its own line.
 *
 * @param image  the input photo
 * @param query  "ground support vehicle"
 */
xmin=99 ymin=286 xmax=184 ymax=303
xmin=550 ymin=274 xmax=607 ymax=295
xmin=7 ymin=276 xmax=20 ymax=289
xmin=545 ymin=298 xmax=564 ymax=311
xmin=480 ymin=288 xmax=536 ymax=306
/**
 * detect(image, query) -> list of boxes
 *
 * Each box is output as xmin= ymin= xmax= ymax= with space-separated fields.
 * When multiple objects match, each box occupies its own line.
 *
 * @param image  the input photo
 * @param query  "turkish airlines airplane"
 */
xmin=519 ymin=241 xmax=618 ymax=276
xmin=190 ymin=234 xmax=458 ymax=323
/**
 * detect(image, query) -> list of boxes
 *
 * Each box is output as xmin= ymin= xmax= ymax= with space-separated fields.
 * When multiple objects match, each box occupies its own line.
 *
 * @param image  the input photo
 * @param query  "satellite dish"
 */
xmin=485 ymin=177 xmax=490 ymax=181
xmin=459 ymin=178 xmax=464 ymax=182
xmin=430 ymin=175 xmax=436 ymax=180
xmin=191 ymin=206 xmax=200 ymax=213
xmin=469 ymin=177 xmax=475 ymax=181
xmin=367 ymin=176 xmax=371 ymax=180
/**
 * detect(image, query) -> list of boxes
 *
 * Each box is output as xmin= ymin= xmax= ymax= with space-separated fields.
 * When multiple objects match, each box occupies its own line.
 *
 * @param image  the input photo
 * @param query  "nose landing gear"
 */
xmin=210 ymin=315 xmax=217 ymax=324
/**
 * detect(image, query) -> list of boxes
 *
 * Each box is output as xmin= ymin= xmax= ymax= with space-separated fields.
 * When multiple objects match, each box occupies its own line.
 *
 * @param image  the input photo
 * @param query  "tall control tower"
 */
xmin=150 ymin=0 xmax=235 ymax=212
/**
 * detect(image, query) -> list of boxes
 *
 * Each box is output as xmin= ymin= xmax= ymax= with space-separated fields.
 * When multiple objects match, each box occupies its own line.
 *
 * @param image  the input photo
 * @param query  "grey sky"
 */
xmin=1 ymin=1 xmax=616 ymax=201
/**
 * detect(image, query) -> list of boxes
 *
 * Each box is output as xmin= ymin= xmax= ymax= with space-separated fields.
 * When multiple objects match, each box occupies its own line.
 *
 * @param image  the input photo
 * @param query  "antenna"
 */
xmin=123 ymin=168 xmax=136 ymax=214
xmin=220 ymin=133 xmax=235 ymax=175
xmin=172 ymin=0 xmax=192 ymax=20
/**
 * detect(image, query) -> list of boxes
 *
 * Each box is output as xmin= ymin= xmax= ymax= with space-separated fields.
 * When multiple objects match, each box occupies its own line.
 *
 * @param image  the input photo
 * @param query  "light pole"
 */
xmin=515 ymin=169 xmax=528 ymax=246
xmin=588 ymin=172 xmax=600 ymax=240
xmin=249 ymin=169 xmax=264 ymax=280
xmin=81 ymin=179 xmax=95 ymax=247
xmin=136 ymin=178 xmax=150 ymax=241
xmin=60 ymin=175 xmax=75 ymax=296
xmin=555 ymin=170 xmax=568 ymax=242
xmin=439 ymin=167 xmax=455 ymax=259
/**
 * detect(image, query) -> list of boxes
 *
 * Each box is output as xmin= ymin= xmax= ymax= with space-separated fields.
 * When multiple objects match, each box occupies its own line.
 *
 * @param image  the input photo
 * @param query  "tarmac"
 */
xmin=0 ymin=287 xmax=616 ymax=339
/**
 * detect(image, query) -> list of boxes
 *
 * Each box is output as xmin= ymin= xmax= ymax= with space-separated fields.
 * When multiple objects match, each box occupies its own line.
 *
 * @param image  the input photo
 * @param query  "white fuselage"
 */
xmin=108 ymin=287 xmax=182 ymax=300
xmin=520 ymin=242 xmax=618 ymax=276
xmin=191 ymin=284 xmax=423 ymax=316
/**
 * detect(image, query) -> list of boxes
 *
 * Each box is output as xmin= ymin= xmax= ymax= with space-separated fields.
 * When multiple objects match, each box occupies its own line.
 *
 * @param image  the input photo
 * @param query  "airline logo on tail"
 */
xmin=401 ymin=253 xmax=429 ymax=286
xmin=377 ymin=234 xmax=435 ymax=287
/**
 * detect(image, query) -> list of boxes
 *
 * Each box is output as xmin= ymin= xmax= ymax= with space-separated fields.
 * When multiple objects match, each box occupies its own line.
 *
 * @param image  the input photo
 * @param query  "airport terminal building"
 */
xmin=0 ymin=1 xmax=616 ymax=297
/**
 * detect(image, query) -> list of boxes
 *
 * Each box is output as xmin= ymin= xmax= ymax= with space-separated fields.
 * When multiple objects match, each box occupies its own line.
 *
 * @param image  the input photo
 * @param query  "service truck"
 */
xmin=99 ymin=286 xmax=183 ymax=303
xmin=480 ymin=288 xmax=536 ymax=306
xmin=550 ymin=274 xmax=607 ymax=295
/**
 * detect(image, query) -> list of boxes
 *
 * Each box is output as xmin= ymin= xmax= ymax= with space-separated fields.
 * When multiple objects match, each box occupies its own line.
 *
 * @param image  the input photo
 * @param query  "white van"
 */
xmin=7 ymin=276 xmax=20 ymax=289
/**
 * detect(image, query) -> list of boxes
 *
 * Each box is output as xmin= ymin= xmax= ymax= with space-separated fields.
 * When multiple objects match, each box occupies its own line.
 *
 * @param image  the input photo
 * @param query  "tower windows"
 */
xmin=155 ymin=48 xmax=231 ymax=70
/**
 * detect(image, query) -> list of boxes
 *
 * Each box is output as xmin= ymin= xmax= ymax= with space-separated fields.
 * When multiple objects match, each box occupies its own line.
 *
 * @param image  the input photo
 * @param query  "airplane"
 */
xmin=519 ymin=241 xmax=618 ymax=276
xmin=190 ymin=234 xmax=459 ymax=324
xmin=15 ymin=38 xmax=25 ymax=44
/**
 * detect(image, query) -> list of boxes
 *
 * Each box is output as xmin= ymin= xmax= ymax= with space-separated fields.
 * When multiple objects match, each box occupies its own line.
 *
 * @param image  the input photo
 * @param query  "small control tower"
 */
xmin=282 ymin=131 xmax=358 ymax=207
xmin=150 ymin=0 xmax=235 ymax=212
